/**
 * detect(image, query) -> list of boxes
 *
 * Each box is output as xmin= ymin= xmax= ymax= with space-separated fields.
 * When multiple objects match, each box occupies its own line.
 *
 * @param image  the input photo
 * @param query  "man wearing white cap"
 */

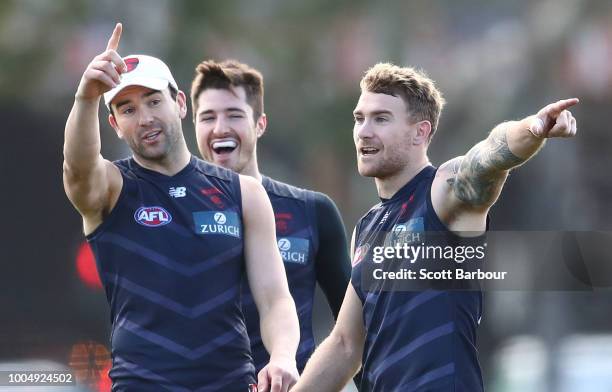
xmin=63 ymin=23 xmax=299 ymax=392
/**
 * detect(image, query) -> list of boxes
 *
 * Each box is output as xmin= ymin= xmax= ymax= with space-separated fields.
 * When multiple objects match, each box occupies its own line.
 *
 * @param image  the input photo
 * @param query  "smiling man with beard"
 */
xmin=292 ymin=63 xmax=578 ymax=391
xmin=62 ymin=24 xmax=299 ymax=391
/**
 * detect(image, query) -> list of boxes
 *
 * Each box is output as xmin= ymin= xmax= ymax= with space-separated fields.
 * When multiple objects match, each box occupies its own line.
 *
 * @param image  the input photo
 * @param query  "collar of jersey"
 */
xmin=128 ymin=155 xmax=197 ymax=180
xmin=379 ymin=165 xmax=435 ymax=204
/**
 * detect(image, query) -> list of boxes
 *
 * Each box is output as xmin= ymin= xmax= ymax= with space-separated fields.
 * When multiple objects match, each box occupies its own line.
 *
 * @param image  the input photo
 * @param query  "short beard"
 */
xmin=358 ymin=155 xmax=406 ymax=179
xmin=131 ymin=121 xmax=181 ymax=162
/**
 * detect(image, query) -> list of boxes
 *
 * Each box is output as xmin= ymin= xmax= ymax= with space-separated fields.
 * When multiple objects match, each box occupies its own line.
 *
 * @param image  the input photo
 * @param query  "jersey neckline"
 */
xmin=128 ymin=155 xmax=197 ymax=180
xmin=379 ymin=165 xmax=436 ymax=204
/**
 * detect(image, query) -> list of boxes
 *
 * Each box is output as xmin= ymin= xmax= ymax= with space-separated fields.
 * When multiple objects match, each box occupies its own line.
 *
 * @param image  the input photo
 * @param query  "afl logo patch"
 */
xmin=134 ymin=206 xmax=172 ymax=227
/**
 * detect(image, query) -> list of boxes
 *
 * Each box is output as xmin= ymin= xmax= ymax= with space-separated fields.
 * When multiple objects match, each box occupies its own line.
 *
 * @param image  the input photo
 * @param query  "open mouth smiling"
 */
xmin=360 ymin=146 xmax=380 ymax=156
xmin=211 ymin=140 xmax=238 ymax=155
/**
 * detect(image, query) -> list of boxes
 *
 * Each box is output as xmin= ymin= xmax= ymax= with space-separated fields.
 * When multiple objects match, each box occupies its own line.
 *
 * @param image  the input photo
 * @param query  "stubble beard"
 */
xmin=358 ymin=152 xmax=406 ymax=180
xmin=133 ymin=120 xmax=181 ymax=163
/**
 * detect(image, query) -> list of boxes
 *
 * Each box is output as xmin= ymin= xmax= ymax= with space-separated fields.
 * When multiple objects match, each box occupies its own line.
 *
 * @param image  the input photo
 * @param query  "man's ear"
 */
xmin=176 ymin=90 xmax=188 ymax=119
xmin=108 ymin=113 xmax=123 ymax=139
xmin=413 ymin=120 xmax=432 ymax=145
xmin=255 ymin=113 xmax=268 ymax=138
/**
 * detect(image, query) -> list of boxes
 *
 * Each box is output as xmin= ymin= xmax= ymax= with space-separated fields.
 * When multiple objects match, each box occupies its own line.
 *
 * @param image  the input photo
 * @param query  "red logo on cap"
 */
xmin=125 ymin=57 xmax=139 ymax=72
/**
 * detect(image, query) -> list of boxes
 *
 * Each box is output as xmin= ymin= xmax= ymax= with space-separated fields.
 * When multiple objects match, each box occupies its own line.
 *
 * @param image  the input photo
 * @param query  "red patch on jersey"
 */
xmin=275 ymin=212 xmax=293 ymax=234
xmin=200 ymin=187 xmax=222 ymax=195
xmin=400 ymin=194 xmax=415 ymax=217
xmin=352 ymin=244 xmax=370 ymax=267
xmin=275 ymin=212 xmax=293 ymax=220
xmin=210 ymin=195 xmax=225 ymax=208
xmin=399 ymin=202 xmax=409 ymax=217
xmin=200 ymin=187 xmax=225 ymax=208
xmin=124 ymin=57 xmax=139 ymax=72
xmin=276 ymin=219 xmax=289 ymax=234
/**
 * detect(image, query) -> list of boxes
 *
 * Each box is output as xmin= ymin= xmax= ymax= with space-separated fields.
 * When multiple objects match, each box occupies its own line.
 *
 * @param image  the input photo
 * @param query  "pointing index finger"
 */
xmin=549 ymin=98 xmax=579 ymax=116
xmin=106 ymin=22 xmax=122 ymax=52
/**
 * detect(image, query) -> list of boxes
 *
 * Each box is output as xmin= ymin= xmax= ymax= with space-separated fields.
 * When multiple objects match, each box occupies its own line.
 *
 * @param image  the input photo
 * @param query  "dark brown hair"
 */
xmin=191 ymin=59 xmax=264 ymax=122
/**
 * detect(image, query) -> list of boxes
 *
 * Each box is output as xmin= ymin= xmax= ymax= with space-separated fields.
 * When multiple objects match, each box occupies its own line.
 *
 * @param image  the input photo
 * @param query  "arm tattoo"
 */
xmin=447 ymin=128 xmax=525 ymax=206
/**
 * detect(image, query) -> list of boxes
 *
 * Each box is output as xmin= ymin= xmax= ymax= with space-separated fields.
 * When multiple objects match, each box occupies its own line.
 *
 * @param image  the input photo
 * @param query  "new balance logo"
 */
xmin=169 ymin=187 xmax=186 ymax=198
xmin=379 ymin=211 xmax=390 ymax=225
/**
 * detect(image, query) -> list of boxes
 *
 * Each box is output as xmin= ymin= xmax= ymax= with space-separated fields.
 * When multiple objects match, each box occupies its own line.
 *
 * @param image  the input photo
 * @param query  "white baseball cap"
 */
xmin=103 ymin=54 xmax=178 ymax=110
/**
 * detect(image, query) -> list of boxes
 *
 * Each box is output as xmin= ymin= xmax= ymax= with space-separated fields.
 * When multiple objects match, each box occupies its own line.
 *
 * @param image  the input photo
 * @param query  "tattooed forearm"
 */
xmin=448 ymin=127 xmax=525 ymax=206
xmin=474 ymin=127 xmax=526 ymax=170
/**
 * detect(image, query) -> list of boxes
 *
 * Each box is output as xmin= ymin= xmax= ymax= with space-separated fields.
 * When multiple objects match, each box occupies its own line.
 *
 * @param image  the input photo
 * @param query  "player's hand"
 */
xmin=257 ymin=357 xmax=299 ymax=392
xmin=528 ymin=98 xmax=578 ymax=138
xmin=75 ymin=22 xmax=127 ymax=101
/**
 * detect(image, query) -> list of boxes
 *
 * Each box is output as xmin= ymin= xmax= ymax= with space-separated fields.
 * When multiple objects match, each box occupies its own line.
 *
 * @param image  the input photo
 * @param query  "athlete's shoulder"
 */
xmin=192 ymin=157 xmax=239 ymax=182
xmin=112 ymin=157 xmax=132 ymax=170
xmin=363 ymin=199 xmax=385 ymax=218
xmin=189 ymin=158 xmax=243 ymax=205
xmin=262 ymin=175 xmax=313 ymax=201
xmin=111 ymin=157 xmax=139 ymax=180
xmin=353 ymin=200 xmax=386 ymax=241
xmin=310 ymin=191 xmax=341 ymax=215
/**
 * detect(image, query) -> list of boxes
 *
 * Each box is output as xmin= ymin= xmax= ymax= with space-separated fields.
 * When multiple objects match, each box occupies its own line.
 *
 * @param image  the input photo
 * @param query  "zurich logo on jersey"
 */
xmin=277 ymin=237 xmax=309 ymax=265
xmin=134 ymin=206 xmax=172 ymax=227
xmin=278 ymin=238 xmax=291 ymax=251
xmin=385 ymin=216 xmax=424 ymax=247
xmin=193 ymin=211 xmax=241 ymax=238
xmin=214 ymin=212 xmax=227 ymax=224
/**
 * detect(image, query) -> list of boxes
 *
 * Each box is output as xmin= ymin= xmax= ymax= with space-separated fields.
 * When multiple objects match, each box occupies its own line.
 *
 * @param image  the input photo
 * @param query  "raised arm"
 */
xmin=63 ymin=23 xmax=126 ymax=234
xmin=433 ymin=98 xmax=578 ymax=227
xmin=240 ymin=175 xmax=300 ymax=392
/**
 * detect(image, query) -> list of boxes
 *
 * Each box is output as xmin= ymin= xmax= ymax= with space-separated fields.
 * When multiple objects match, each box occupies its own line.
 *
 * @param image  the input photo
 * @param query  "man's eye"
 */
xmin=122 ymin=107 xmax=134 ymax=115
xmin=200 ymin=117 xmax=214 ymax=122
xmin=229 ymin=114 xmax=244 ymax=119
xmin=354 ymin=117 xmax=364 ymax=124
xmin=375 ymin=117 xmax=388 ymax=123
xmin=150 ymin=99 xmax=161 ymax=106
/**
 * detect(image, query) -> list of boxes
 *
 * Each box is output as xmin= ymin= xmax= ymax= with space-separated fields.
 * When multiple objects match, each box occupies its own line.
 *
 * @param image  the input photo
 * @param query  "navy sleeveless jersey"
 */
xmin=241 ymin=176 xmax=319 ymax=373
xmin=87 ymin=156 xmax=256 ymax=391
xmin=351 ymin=166 xmax=484 ymax=392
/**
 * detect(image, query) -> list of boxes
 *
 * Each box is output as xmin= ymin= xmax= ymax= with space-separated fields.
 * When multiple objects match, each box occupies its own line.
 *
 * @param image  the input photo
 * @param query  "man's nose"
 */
xmin=356 ymin=120 xmax=374 ymax=140
xmin=138 ymin=108 xmax=154 ymax=127
xmin=212 ymin=116 xmax=230 ymax=136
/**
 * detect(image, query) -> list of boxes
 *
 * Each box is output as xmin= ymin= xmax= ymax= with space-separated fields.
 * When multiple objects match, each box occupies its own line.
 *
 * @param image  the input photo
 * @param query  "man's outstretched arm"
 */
xmin=436 ymin=98 xmax=578 ymax=218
